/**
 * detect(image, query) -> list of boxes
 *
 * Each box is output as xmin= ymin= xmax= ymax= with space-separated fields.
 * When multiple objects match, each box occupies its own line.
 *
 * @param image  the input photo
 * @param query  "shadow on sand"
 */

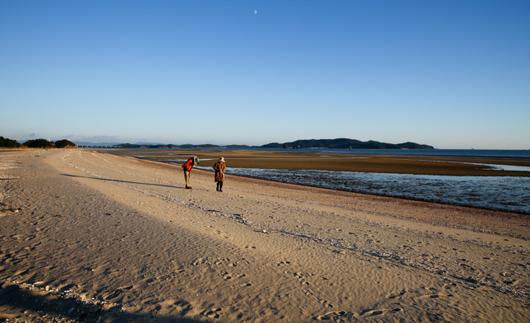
xmin=61 ymin=173 xmax=185 ymax=190
xmin=0 ymin=284 xmax=204 ymax=322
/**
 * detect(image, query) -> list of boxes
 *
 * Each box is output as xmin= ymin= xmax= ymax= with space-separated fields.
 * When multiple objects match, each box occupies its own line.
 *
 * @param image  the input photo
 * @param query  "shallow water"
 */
xmin=471 ymin=163 xmax=530 ymax=172
xmin=221 ymin=168 xmax=530 ymax=214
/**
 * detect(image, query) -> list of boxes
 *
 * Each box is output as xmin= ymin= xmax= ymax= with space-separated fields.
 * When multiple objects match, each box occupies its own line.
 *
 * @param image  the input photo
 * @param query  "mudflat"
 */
xmin=108 ymin=149 xmax=530 ymax=177
xmin=0 ymin=149 xmax=528 ymax=322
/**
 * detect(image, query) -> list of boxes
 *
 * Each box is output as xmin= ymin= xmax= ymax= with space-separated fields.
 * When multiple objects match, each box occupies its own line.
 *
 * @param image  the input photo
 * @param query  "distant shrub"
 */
xmin=55 ymin=139 xmax=76 ymax=148
xmin=0 ymin=136 xmax=21 ymax=148
xmin=23 ymin=138 xmax=55 ymax=148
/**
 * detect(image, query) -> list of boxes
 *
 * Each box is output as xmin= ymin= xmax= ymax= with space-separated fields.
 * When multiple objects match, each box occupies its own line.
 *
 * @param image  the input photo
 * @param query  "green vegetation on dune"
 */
xmin=0 ymin=136 xmax=21 ymax=148
xmin=23 ymin=139 xmax=55 ymax=148
xmin=54 ymin=139 xmax=76 ymax=148
xmin=0 ymin=137 xmax=77 ymax=148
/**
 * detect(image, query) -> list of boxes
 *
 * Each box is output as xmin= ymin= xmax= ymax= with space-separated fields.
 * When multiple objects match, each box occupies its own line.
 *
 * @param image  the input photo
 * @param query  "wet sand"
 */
xmin=108 ymin=149 xmax=530 ymax=177
xmin=1 ymin=149 xmax=529 ymax=322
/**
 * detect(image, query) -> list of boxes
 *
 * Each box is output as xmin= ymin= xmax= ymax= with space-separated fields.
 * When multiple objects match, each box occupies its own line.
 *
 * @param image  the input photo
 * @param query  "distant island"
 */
xmin=109 ymin=138 xmax=434 ymax=150
xmin=262 ymin=138 xmax=434 ymax=150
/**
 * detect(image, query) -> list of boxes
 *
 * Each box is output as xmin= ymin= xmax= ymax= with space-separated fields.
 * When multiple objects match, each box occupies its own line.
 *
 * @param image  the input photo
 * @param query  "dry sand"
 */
xmin=0 ymin=149 xmax=529 ymax=322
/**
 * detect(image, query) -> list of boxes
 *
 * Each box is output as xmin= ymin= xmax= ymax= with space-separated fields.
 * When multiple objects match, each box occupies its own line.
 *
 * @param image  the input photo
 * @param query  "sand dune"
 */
xmin=0 ymin=149 xmax=529 ymax=322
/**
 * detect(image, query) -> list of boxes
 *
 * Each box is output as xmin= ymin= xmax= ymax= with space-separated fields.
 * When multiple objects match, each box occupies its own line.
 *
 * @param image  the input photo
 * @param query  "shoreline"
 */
xmin=130 ymin=156 xmax=530 ymax=216
xmin=131 ymin=155 xmax=529 ymax=240
xmin=202 ymin=168 xmax=530 ymax=216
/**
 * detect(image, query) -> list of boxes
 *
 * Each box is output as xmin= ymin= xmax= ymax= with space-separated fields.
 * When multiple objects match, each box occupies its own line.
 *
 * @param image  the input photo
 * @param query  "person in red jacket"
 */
xmin=182 ymin=156 xmax=198 ymax=189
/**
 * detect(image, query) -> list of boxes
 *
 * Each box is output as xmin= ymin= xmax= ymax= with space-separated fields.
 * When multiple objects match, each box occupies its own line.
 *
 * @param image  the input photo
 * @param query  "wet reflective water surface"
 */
xmin=222 ymin=168 xmax=530 ymax=214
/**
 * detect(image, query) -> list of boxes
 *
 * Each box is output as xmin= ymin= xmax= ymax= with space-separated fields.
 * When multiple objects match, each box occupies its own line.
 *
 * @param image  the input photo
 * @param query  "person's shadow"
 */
xmin=0 ymin=284 xmax=204 ymax=322
xmin=61 ymin=174 xmax=185 ymax=189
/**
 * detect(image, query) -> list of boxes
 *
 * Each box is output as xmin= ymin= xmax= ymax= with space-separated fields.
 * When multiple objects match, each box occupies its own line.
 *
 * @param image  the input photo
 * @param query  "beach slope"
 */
xmin=0 ymin=149 xmax=528 ymax=321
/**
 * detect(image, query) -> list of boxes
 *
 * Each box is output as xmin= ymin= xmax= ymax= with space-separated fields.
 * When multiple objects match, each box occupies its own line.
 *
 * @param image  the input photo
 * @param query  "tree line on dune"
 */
xmin=0 ymin=136 xmax=76 ymax=148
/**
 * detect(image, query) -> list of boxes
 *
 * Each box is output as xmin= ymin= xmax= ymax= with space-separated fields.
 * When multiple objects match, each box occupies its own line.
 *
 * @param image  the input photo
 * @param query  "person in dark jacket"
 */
xmin=182 ymin=156 xmax=198 ymax=189
xmin=213 ymin=157 xmax=226 ymax=192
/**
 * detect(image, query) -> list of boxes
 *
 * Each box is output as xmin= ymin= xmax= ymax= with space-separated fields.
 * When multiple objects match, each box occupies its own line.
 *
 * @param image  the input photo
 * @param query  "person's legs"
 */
xmin=184 ymin=171 xmax=191 ymax=188
xmin=219 ymin=181 xmax=223 ymax=192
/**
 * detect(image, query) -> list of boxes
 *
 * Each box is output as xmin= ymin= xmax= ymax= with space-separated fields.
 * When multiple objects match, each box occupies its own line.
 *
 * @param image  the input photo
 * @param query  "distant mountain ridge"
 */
xmin=105 ymin=138 xmax=434 ymax=150
xmin=262 ymin=138 xmax=434 ymax=149
xmin=111 ymin=143 xmax=249 ymax=149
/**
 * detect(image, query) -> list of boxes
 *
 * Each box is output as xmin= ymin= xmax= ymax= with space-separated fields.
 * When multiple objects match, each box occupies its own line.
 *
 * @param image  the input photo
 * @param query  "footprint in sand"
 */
xmin=214 ymin=230 xmax=230 ymax=239
xmin=360 ymin=307 xmax=402 ymax=317
xmin=319 ymin=299 xmax=335 ymax=308
xmin=276 ymin=260 xmax=291 ymax=266
xmin=315 ymin=310 xmax=357 ymax=321
xmin=202 ymin=307 xmax=222 ymax=319
xmin=362 ymin=309 xmax=383 ymax=316
xmin=192 ymin=257 xmax=208 ymax=266
xmin=102 ymin=289 xmax=123 ymax=301
xmin=174 ymin=300 xmax=193 ymax=315
xmin=159 ymin=299 xmax=192 ymax=316
xmin=386 ymin=289 xmax=407 ymax=299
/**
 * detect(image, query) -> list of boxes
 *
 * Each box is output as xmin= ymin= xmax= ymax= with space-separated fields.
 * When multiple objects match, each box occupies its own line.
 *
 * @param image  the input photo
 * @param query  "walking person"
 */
xmin=213 ymin=157 xmax=226 ymax=192
xmin=182 ymin=156 xmax=198 ymax=189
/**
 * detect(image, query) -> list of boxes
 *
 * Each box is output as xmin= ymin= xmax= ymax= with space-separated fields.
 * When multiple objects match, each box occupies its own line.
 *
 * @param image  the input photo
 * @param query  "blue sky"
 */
xmin=1 ymin=1 xmax=529 ymax=148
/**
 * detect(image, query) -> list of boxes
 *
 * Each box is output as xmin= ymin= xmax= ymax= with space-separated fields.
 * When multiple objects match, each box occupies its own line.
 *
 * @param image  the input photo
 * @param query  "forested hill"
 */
xmin=261 ymin=138 xmax=434 ymax=149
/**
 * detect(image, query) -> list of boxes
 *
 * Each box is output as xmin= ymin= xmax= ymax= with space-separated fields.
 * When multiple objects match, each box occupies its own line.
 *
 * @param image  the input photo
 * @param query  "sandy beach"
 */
xmin=1 ymin=149 xmax=529 ymax=322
